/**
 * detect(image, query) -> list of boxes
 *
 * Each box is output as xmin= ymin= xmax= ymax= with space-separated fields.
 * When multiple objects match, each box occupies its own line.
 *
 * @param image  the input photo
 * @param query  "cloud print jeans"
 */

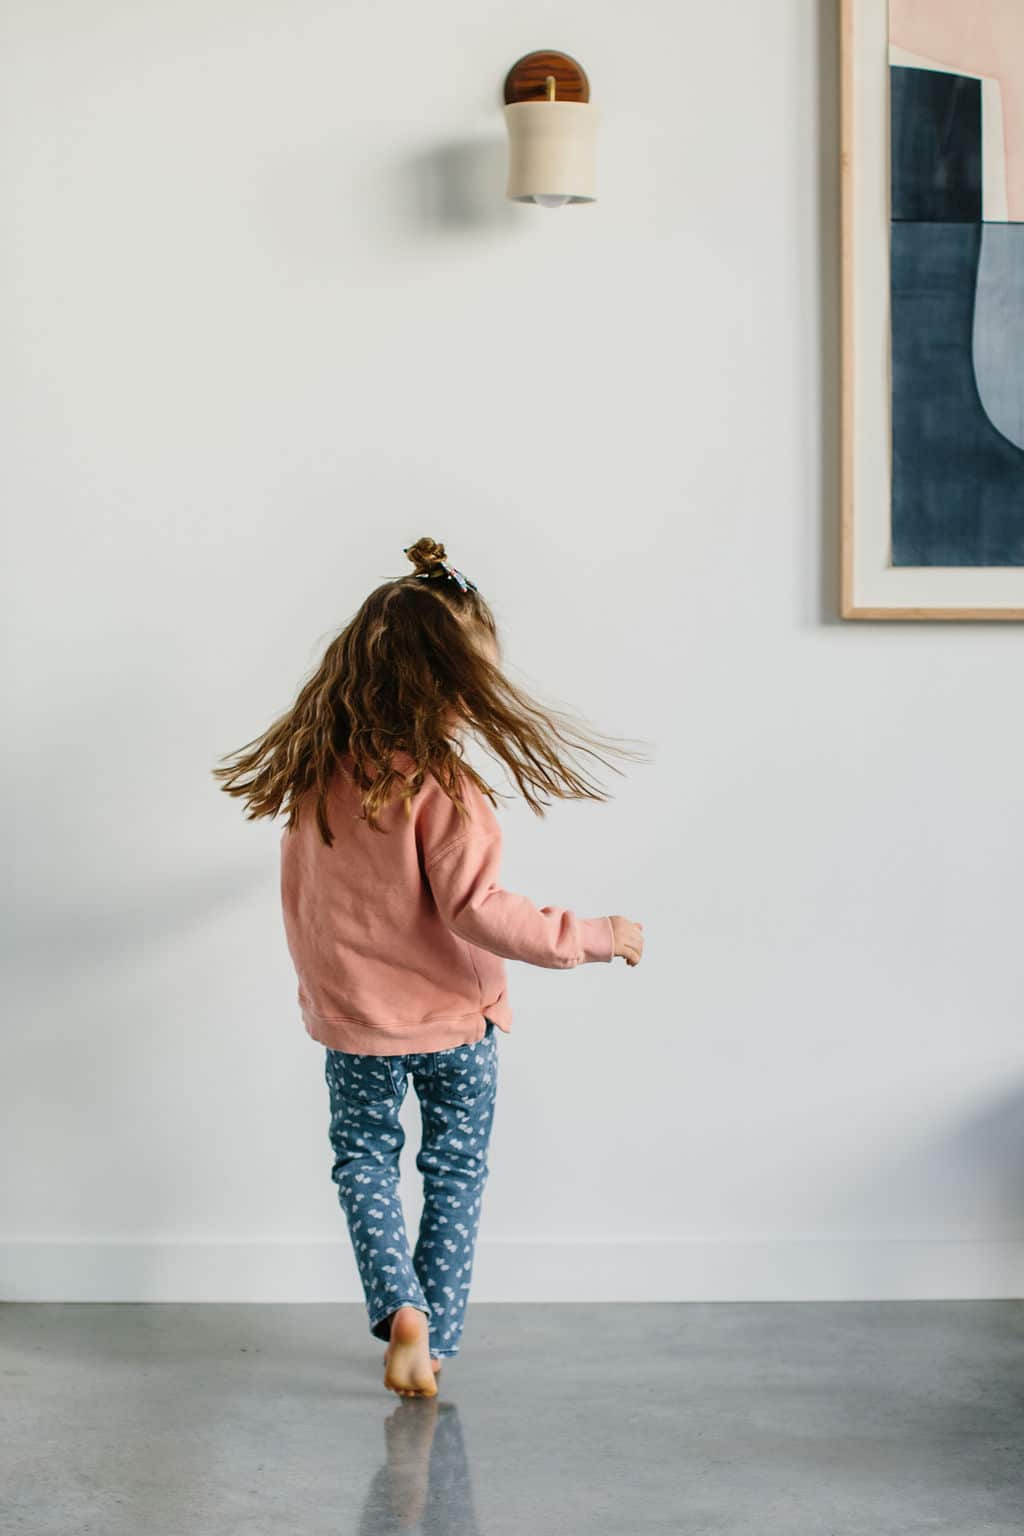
xmin=324 ymin=1020 xmax=499 ymax=1359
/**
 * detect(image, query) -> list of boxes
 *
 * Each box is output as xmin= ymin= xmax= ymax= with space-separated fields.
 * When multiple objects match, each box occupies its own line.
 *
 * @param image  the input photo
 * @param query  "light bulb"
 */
xmin=532 ymin=194 xmax=570 ymax=208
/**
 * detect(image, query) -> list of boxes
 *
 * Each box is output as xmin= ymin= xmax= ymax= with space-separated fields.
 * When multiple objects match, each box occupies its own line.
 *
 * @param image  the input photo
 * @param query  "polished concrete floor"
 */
xmin=2 ymin=1301 xmax=1023 ymax=1534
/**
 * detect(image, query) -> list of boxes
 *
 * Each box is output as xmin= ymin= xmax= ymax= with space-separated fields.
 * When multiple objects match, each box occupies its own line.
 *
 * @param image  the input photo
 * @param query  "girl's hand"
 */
xmin=610 ymin=916 xmax=644 ymax=967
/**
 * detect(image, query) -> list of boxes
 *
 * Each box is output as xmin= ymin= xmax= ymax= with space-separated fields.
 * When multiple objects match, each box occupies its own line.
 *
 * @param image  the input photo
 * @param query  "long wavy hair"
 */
xmin=212 ymin=537 xmax=648 ymax=847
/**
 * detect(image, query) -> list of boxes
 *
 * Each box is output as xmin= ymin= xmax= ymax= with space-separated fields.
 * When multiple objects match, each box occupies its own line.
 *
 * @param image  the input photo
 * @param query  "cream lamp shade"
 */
xmin=502 ymin=50 xmax=596 ymax=208
xmin=504 ymin=101 xmax=597 ymax=206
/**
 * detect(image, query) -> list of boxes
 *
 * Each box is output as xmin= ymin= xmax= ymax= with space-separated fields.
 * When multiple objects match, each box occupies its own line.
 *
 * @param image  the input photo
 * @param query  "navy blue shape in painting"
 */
xmin=891 ymin=223 xmax=1024 ymax=565
xmin=890 ymin=66 xmax=981 ymax=223
xmin=889 ymin=65 xmax=1024 ymax=567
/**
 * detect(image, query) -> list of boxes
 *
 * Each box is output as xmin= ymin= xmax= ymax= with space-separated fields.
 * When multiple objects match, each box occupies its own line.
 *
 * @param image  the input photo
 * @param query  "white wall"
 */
xmin=3 ymin=0 xmax=1022 ymax=1303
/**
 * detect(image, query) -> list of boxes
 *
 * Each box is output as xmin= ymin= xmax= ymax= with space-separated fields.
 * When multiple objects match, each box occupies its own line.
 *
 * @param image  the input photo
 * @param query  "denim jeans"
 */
xmin=324 ymin=1019 xmax=499 ymax=1359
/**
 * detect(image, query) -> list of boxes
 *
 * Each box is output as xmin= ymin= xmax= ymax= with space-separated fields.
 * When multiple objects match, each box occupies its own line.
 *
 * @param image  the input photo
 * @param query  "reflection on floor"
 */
xmin=3 ymin=1301 xmax=1023 ymax=1534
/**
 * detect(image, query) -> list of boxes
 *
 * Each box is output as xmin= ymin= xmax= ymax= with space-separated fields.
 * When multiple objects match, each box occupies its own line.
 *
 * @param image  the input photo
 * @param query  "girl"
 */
xmin=212 ymin=538 xmax=645 ymax=1398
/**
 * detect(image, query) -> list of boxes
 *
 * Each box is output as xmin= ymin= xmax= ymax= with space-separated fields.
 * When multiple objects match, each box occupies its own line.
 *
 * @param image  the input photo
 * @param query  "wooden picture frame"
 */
xmin=840 ymin=0 xmax=1024 ymax=620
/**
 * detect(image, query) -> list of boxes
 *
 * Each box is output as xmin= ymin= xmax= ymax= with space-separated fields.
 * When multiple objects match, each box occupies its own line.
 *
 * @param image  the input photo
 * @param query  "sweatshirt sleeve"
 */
xmin=419 ymin=775 xmax=615 ymax=969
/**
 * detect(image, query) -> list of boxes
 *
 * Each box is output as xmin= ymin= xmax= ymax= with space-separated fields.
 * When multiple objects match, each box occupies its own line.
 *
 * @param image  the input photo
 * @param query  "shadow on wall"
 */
xmin=844 ymin=1081 xmax=1024 ymax=1240
xmin=11 ymin=863 xmax=262 ymax=986
xmin=402 ymin=138 xmax=523 ymax=233
xmin=4 ymin=671 xmax=273 ymax=1249
xmin=947 ymin=1086 xmax=1024 ymax=1229
xmin=6 ymin=663 xmax=272 ymax=1003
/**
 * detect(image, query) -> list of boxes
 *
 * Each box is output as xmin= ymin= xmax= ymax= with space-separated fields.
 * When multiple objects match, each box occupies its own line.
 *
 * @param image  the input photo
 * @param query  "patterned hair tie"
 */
xmin=412 ymin=560 xmax=477 ymax=593
xmin=440 ymin=561 xmax=477 ymax=593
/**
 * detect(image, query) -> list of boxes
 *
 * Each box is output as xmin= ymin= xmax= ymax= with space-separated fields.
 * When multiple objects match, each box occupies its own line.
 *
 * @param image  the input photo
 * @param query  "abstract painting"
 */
xmin=841 ymin=0 xmax=1024 ymax=618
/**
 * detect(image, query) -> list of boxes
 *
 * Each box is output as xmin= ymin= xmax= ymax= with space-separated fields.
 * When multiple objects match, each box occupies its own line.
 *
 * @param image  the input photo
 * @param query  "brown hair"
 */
xmin=212 ymin=537 xmax=648 ymax=846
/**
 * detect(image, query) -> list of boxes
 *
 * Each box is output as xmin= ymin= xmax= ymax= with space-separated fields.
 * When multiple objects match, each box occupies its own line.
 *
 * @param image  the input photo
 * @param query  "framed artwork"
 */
xmin=841 ymin=0 xmax=1024 ymax=619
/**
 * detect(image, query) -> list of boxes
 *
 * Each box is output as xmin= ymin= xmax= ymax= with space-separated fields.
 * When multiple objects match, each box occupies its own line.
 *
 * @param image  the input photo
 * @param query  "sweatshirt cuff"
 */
xmin=580 ymin=915 xmax=615 ymax=963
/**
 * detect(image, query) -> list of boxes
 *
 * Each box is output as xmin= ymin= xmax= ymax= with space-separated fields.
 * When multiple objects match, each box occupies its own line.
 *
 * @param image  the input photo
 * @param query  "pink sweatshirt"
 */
xmin=279 ymin=749 xmax=615 ymax=1054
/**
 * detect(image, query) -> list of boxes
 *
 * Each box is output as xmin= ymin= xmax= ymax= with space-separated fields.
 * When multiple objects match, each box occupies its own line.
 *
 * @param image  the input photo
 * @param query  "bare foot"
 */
xmin=431 ymin=1357 xmax=442 ymax=1374
xmin=383 ymin=1306 xmax=438 ymax=1398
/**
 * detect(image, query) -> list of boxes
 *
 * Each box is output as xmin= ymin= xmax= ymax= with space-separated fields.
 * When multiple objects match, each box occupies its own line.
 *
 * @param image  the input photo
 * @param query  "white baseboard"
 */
xmin=2 ymin=1239 xmax=1022 ymax=1303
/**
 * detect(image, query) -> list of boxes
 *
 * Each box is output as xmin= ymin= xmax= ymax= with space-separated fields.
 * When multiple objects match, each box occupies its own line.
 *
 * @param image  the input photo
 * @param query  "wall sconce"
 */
xmin=503 ymin=50 xmax=596 ymax=208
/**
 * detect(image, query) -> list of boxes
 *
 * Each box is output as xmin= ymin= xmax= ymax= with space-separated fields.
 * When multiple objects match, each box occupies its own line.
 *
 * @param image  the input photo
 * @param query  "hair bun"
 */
xmin=404 ymin=537 xmax=448 ymax=577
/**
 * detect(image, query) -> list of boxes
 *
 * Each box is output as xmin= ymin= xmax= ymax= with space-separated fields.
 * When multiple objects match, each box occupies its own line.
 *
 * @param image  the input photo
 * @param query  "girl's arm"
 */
xmin=424 ymin=829 xmax=615 ymax=969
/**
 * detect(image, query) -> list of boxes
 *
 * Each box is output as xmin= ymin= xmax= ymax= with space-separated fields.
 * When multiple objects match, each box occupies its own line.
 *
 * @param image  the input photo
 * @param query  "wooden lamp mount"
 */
xmin=503 ymin=51 xmax=590 ymax=106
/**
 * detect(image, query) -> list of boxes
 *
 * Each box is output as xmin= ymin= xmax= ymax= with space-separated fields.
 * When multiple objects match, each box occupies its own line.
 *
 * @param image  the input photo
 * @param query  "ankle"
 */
xmin=388 ymin=1304 xmax=429 ymax=1341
